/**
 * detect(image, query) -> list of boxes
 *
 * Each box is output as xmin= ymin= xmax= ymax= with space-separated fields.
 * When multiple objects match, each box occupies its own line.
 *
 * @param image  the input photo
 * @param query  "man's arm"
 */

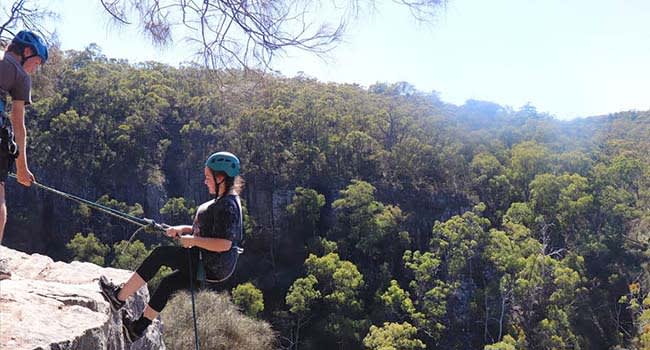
xmin=8 ymin=100 xmax=34 ymax=186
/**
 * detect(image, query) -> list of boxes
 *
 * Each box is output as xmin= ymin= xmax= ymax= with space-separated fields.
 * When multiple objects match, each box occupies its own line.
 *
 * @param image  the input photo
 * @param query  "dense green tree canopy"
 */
xmin=3 ymin=47 xmax=648 ymax=349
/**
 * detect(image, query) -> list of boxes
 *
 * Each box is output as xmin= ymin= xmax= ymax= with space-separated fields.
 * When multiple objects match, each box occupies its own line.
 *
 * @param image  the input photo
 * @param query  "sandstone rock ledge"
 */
xmin=0 ymin=246 xmax=165 ymax=350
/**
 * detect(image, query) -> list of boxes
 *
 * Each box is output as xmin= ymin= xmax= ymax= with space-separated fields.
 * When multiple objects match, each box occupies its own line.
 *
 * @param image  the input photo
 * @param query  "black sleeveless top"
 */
xmin=192 ymin=194 xmax=242 ymax=281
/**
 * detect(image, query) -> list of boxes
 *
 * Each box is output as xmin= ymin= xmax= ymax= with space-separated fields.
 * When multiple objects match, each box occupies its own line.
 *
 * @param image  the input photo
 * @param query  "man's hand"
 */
xmin=179 ymin=235 xmax=195 ymax=249
xmin=15 ymin=167 xmax=35 ymax=187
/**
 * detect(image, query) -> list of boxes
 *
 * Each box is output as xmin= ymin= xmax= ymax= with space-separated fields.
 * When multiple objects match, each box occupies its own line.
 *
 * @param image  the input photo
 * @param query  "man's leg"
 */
xmin=0 ymin=182 xmax=5 ymax=243
xmin=0 ymin=182 xmax=10 ymax=280
xmin=0 ymin=127 xmax=13 ymax=279
xmin=0 ymin=146 xmax=8 ymax=244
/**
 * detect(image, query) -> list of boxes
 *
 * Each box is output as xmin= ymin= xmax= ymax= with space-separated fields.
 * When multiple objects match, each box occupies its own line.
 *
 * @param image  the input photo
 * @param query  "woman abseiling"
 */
xmin=99 ymin=151 xmax=244 ymax=341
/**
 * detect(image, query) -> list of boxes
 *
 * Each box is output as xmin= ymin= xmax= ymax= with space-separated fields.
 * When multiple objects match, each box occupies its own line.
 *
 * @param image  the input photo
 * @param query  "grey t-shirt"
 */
xmin=0 ymin=51 xmax=32 ymax=107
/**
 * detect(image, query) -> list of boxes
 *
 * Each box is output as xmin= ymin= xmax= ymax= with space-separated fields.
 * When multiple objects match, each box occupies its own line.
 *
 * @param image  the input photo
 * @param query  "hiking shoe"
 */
xmin=0 ymin=257 xmax=11 ymax=280
xmin=122 ymin=314 xmax=148 ymax=343
xmin=99 ymin=275 xmax=125 ymax=312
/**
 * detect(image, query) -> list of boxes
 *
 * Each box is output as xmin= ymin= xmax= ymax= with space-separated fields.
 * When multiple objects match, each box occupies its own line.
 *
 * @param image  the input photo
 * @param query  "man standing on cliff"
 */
xmin=0 ymin=30 xmax=48 ymax=280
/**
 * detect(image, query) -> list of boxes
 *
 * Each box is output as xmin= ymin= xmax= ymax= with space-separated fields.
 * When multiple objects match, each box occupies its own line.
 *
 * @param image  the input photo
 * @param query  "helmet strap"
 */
xmin=212 ymin=170 xmax=225 ymax=199
xmin=21 ymin=53 xmax=39 ymax=66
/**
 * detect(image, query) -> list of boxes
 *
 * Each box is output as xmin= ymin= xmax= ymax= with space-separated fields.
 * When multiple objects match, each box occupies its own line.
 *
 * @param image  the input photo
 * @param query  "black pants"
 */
xmin=136 ymin=245 xmax=201 ymax=312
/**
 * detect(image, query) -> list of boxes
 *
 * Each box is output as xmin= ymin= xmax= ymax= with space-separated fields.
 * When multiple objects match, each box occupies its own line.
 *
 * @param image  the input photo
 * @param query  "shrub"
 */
xmin=162 ymin=290 xmax=277 ymax=350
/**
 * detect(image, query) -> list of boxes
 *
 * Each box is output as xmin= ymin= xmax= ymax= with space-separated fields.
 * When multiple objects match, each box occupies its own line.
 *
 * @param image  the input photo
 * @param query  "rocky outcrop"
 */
xmin=0 ymin=246 xmax=165 ymax=350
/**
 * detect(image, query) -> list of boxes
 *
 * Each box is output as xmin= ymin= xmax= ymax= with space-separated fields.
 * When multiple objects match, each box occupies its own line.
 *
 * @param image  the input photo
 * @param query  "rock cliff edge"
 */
xmin=0 ymin=246 xmax=164 ymax=350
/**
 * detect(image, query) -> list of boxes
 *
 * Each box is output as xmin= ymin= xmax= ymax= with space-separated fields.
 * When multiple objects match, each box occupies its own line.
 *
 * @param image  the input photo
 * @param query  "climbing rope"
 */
xmin=8 ymin=173 xmax=165 ymax=231
xmin=188 ymin=249 xmax=201 ymax=350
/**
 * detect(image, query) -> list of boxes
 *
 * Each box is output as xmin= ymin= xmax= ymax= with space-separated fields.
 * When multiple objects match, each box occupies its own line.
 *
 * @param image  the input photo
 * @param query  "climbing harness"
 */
xmin=0 ymin=100 xmax=19 ymax=159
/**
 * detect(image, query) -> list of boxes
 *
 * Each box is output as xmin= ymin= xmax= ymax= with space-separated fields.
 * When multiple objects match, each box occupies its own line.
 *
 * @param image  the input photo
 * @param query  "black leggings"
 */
xmin=136 ymin=245 xmax=200 ymax=312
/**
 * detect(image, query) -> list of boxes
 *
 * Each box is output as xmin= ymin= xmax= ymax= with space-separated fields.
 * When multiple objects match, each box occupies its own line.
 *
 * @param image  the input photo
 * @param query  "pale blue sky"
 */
xmin=46 ymin=0 xmax=650 ymax=120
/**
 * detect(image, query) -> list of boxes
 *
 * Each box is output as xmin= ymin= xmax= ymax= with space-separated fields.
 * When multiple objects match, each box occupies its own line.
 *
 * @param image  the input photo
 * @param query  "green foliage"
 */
xmin=471 ymin=152 xmax=512 ymax=221
xmin=400 ymin=250 xmax=452 ymax=340
xmin=287 ymin=187 xmax=325 ymax=231
xmin=508 ymin=141 xmax=551 ymax=200
xmin=66 ymin=232 xmax=109 ymax=266
xmin=287 ymin=187 xmax=326 ymax=252
xmin=112 ymin=240 xmax=150 ymax=270
xmin=484 ymin=335 xmax=517 ymax=350
xmin=528 ymin=173 xmax=593 ymax=249
xmin=380 ymin=280 xmax=416 ymax=317
xmin=503 ymin=202 xmax=534 ymax=227
xmin=160 ymin=197 xmax=196 ymax=224
xmin=304 ymin=253 xmax=364 ymax=310
xmin=96 ymin=195 xmax=144 ymax=218
xmin=429 ymin=209 xmax=490 ymax=277
xmin=363 ymin=322 xmax=425 ymax=350
xmin=288 ymin=252 xmax=368 ymax=347
xmin=286 ymin=274 xmax=321 ymax=315
xmin=620 ymin=285 xmax=650 ymax=350
xmin=319 ymin=238 xmax=339 ymax=255
xmin=330 ymin=180 xmax=409 ymax=265
xmin=232 ymin=282 xmax=265 ymax=317
xmin=484 ymin=215 xmax=588 ymax=349
xmin=15 ymin=49 xmax=650 ymax=350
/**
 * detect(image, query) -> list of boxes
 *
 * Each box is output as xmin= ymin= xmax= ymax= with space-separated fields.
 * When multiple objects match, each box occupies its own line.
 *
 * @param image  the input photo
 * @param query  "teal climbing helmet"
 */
xmin=205 ymin=152 xmax=240 ymax=177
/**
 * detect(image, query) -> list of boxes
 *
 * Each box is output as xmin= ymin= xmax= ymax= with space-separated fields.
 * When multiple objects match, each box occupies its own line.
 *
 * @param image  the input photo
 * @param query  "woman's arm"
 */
xmin=179 ymin=235 xmax=232 ymax=252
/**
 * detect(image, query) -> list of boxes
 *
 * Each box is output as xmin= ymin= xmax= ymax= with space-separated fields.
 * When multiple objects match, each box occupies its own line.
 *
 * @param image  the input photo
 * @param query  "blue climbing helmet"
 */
xmin=205 ymin=152 xmax=240 ymax=177
xmin=12 ymin=30 xmax=48 ymax=64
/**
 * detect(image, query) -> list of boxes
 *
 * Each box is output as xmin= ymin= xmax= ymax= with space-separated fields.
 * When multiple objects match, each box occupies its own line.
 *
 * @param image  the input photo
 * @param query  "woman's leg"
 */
xmin=126 ymin=268 xmax=194 ymax=339
xmin=117 ymin=272 xmax=146 ymax=301
xmin=121 ymin=247 xmax=199 ymax=340
xmin=147 ymin=269 xmax=192 ymax=315
xmin=141 ymin=247 xmax=200 ymax=319
xmin=117 ymin=246 xmax=191 ymax=301
xmin=143 ymin=304 xmax=159 ymax=320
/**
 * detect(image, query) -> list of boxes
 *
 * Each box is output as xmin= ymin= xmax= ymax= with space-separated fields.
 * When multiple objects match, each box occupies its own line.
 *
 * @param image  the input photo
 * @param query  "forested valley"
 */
xmin=5 ymin=45 xmax=649 ymax=350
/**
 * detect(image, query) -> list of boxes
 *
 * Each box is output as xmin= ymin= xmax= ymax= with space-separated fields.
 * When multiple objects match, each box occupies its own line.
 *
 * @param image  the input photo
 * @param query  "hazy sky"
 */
xmin=45 ymin=0 xmax=650 ymax=120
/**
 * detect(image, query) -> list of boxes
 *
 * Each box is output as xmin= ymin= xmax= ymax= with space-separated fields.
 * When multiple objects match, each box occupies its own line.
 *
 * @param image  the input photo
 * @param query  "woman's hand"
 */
xmin=179 ymin=235 xmax=195 ymax=248
xmin=165 ymin=226 xmax=184 ymax=238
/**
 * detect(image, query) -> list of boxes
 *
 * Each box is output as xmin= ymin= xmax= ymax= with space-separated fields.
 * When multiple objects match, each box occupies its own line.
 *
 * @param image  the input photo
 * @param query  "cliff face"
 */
xmin=0 ymin=246 xmax=165 ymax=350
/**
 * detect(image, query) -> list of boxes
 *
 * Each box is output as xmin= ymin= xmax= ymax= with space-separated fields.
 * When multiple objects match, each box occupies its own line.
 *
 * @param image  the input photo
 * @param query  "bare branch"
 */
xmin=0 ymin=0 xmax=25 ymax=41
xmin=393 ymin=0 xmax=446 ymax=22
xmin=100 ymin=0 xmax=131 ymax=24
xmin=0 ymin=0 xmax=57 ymax=45
xmin=94 ymin=0 xmax=444 ymax=71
